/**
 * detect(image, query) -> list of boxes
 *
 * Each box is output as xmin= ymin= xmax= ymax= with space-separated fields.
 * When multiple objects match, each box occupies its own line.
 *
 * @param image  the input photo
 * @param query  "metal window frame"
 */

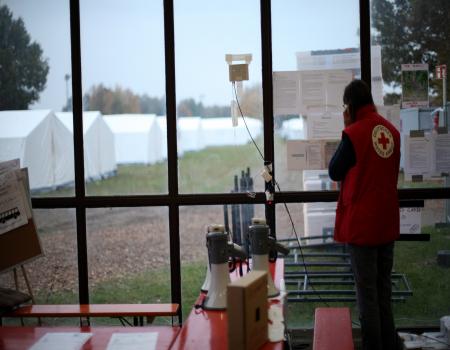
xmin=29 ymin=0 xmax=450 ymax=325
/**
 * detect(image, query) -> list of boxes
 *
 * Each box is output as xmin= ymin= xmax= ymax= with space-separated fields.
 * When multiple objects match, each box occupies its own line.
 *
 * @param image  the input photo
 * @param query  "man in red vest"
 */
xmin=329 ymin=80 xmax=400 ymax=350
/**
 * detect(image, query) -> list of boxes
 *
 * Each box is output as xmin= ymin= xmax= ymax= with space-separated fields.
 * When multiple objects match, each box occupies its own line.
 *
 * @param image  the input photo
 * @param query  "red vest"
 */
xmin=334 ymin=105 xmax=400 ymax=246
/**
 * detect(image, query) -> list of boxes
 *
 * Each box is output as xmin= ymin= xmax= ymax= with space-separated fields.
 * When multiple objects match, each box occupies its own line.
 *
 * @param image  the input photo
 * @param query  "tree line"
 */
xmin=77 ymin=83 xmax=262 ymax=117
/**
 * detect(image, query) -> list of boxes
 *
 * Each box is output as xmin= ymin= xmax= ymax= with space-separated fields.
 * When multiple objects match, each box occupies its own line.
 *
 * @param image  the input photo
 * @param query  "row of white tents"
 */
xmin=0 ymin=110 xmax=262 ymax=191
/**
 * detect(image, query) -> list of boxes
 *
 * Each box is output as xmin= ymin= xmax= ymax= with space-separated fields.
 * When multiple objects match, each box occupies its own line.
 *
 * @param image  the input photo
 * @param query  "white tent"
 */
xmin=279 ymin=117 xmax=305 ymax=140
xmin=56 ymin=111 xmax=116 ymax=180
xmin=156 ymin=116 xmax=168 ymax=160
xmin=0 ymin=110 xmax=74 ymax=190
xmin=200 ymin=117 xmax=262 ymax=147
xmin=104 ymin=114 xmax=164 ymax=164
xmin=178 ymin=116 xmax=204 ymax=153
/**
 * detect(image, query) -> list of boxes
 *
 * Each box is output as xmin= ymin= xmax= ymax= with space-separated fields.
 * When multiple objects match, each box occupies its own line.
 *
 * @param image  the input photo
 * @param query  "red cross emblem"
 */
xmin=372 ymin=125 xmax=394 ymax=158
xmin=378 ymin=132 xmax=390 ymax=150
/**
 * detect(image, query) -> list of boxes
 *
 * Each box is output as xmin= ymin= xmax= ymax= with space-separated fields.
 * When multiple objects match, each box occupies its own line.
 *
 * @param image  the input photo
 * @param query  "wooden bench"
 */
xmin=313 ymin=307 xmax=354 ymax=350
xmin=2 ymin=303 xmax=179 ymax=326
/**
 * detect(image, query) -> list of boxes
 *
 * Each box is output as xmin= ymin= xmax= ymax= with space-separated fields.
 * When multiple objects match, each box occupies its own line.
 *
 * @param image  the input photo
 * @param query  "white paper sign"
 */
xmin=434 ymin=133 xmax=450 ymax=174
xmin=0 ymin=170 xmax=28 ymax=235
xmin=29 ymin=332 xmax=93 ymax=350
xmin=106 ymin=333 xmax=158 ymax=350
xmin=273 ymin=71 xmax=300 ymax=115
xmin=400 ymin=208 xmax=422 ymax=234
xmin=306 ymin=111 xmax=343 ymax=140
xmin=286 ymin=140 xmax=307 ymax=171
xmin=403 ymin=135 xmax=433 ymax=179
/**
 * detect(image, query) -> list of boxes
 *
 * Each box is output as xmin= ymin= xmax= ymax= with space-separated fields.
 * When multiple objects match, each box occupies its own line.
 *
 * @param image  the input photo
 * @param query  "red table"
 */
xmin=171 ymin=259 xmax=285 ymax=350
xmin=0 ymin=326 xmax=180 ymax=350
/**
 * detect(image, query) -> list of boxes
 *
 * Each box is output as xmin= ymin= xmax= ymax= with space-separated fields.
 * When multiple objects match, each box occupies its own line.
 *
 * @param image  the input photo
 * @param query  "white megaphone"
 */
xmin=201 ymin=225 xmax=213 ymax=293
xmin=249 ymin=218 xmax=289 ymax=298
xmin=203 ymin=224 xmax=246 ymax=310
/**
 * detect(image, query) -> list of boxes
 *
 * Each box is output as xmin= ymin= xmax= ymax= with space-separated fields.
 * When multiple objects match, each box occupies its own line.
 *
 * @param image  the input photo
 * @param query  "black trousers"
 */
xmin=348 ymin=242 xmax=397 ymax=350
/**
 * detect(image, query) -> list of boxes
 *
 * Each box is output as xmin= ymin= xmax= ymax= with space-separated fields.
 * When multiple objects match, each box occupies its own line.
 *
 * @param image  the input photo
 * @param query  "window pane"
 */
xmin=0 ymin=209 xmax=78 ymax=326
xmin=371 ymin=0 xmax=450 ymax=189
xmin=282 ymin=199 xmax=450 ymax=329
xmin=80 ymin=0 xmax=167 ymax=195
xmin=175 ymin=1 xmax=264 ymax=194
xmin=1 ymin=1 xmax=74 ymax=197
xmin=272 ymin=0 xmax=360 ymax=192
xmin=86 ymin=207 xmax=171 ymax=325
xmin=179 ymin=204 xmax=265 ymax=321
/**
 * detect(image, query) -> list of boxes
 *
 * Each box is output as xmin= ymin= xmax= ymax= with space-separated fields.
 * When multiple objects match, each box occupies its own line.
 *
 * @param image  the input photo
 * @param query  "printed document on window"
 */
xmin=404 ymin=135 xmax=433 ymax=179
xmin=106 ymin=332 xmax=159 ymax=350
xmin=434 ymin=133 xmax=450 ymax=174
xmin=306 ymin=111 xmax=343 ymax=140
xmin=273 ymin=71 xmax=300 ymax=115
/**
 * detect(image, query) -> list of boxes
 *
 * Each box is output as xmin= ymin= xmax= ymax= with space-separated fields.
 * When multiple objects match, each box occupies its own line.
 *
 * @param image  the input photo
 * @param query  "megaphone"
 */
xmin=203 ymin=224 xmax=246 ymax=310
xmin=249 ymin=218 xmax=289 ymax=298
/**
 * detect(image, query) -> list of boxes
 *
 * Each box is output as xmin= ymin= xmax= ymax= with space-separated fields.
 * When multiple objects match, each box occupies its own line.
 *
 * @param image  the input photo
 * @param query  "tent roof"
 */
xmin=178 ymin=116 xmax=202 ymax=130
xmin=104 ymin=114 xmax=157 ymax=133
xmin=55 ymin=111 xmax=101 ymax=132
xmin=0 ymin=110 xmax=53 ymax=138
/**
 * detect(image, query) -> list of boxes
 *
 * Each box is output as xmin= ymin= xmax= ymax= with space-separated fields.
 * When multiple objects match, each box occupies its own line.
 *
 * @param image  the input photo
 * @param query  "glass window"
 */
xmin=1 ymin=1 xmax=74 ymax=197
xmin=371 ymin=0 xmax=450 ymax=189
xmin=174 ymin=1 xmax=264 ymax=194
xmin=272 ymin=0 xmax=360 ymax=191
xmin=80 ymin=0 xmax=167 ymax=195
xmin=179 ymin=204 xmax=265 ymax=320
xmin=86 ymin=207 xmax=171 ymax=325
xmin=282 ymin=199 xmax=450 ymax=329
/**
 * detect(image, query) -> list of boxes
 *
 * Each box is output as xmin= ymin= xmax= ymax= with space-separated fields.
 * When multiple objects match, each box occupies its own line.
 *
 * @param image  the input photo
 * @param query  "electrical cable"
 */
xmin=232 ymin=82 xmax=362 ymax=325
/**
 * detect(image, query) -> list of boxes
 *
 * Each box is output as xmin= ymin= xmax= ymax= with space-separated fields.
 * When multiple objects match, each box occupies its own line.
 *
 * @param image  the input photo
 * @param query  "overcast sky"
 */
xmin=3 ymin=0 xmax=359 ymax=111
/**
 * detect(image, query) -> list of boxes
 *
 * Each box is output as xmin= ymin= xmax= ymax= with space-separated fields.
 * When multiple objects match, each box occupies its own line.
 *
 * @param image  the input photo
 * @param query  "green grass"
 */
xmin=38 ymin=140 xmax=264 ymax=197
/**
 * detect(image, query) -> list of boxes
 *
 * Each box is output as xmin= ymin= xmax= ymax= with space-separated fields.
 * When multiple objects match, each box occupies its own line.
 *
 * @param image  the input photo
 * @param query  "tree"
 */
xmin=0 ymin=5 xmax=49 ymax=109
xmin=372 ymin=0 xmax=450 ymax=105
xmin=140 ymin=94 xmax=165 ymax=115
xmin=84 ymin=84 xmax=140 ymax=114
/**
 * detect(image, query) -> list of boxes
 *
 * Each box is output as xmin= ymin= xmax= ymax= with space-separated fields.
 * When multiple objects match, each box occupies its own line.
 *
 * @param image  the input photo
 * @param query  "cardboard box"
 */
xmin=227 ymin=271 xmax=268 ymax=350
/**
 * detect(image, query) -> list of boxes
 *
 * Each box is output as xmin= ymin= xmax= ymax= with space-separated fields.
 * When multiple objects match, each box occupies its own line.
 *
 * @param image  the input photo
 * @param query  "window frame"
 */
xmin=30 ymin=0 xmax=450 ymax=325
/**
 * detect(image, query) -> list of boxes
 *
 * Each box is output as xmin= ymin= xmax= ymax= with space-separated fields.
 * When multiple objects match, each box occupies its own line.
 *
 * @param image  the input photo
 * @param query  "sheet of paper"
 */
xmin=286 ymin=140 xmax=307 ymax=171
xmin=273 ymin=71 xmax=300 ymax=115
xmin=434 ymin=133 xmax=450 ymax=174
xmin=400 ymin=208 xmax=422 ymax=234
xmin=0 ymin=170 xmax=28 ymax=235
xmin=299 ymin=71 xmax=326 ymax=114
xmin=106 ymin=333 xmax=158 ymax=350
xmin=326 ymin=70 xmax=352 ymax=110
xmin=403 ymin=135 xmax=433 ymax=179
xmin=305 ymin=141 xmax=323 ymax=170
xmin=29 ymin=332 xmax=93 ymax=350
xmin=306 ymin=111 xmax=343 ymax=140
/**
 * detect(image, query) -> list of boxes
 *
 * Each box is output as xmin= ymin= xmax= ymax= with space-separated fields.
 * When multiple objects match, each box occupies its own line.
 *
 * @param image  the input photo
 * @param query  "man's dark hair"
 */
xmin=343 ymin=79 xmax=374 ymax=122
